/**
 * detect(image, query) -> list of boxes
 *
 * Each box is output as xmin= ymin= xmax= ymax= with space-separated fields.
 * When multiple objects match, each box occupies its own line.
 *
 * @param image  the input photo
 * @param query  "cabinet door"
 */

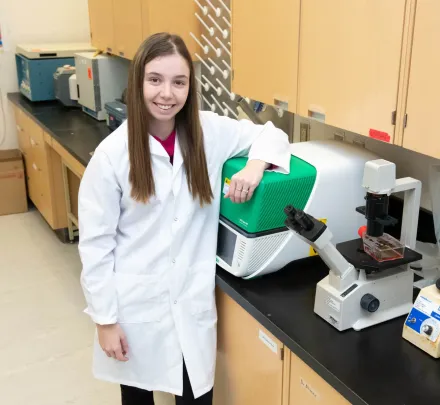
xmin=142 ymin=0 xmax=200 ymax=59
xmin=402 ymin=0 xmax=440 ymax=158
xmin=214 ymin=289 xmax=284 ymax=405
xmin=25 ymin=118 xmax=55 ymax=227
xmin=113 ymin=0 xmax=143 ymax=59
xmin=231 ymin=0 xmax=300 ymax=112
xmin=289 ymin=352 xmax=350 ymax=405
xmin=88 ymin=0 xmax=115 ymax=53
xmin=298 ymin=0 xmax=406 ymax=141
xmin=12 ymin=106 xmax=30 ymax=153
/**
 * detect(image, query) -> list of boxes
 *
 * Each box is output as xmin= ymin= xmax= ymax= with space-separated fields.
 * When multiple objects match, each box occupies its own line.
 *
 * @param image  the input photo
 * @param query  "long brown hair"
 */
xmin=126 ymin=33 xmax=213 ymax=206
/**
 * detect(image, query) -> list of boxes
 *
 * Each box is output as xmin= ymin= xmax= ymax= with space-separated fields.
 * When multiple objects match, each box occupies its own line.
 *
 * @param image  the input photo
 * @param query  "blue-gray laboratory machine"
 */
xmin=15 ymin=43 xmax=94 ymax=102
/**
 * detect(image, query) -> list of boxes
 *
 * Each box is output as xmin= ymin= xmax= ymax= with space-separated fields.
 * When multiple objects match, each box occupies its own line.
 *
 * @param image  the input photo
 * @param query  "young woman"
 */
xmin=78 ymin=33 xmax=291 ymax=405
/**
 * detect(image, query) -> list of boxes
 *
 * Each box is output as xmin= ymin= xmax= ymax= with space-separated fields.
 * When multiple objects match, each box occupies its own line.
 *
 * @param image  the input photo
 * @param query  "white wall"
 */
xmin=294 ymin=115 xmax=440 ymax=212
xmin=0 ymin=0 xmax=91 ymax=149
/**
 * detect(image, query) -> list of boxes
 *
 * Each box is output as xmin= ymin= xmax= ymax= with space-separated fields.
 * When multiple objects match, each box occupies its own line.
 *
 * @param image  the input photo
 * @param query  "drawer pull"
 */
xmin=16 ymin=125 xmax=22 ymax=132
xmin=32 ymin=163 xmax=40 ymax=172
xmin=30 ymin=138 xmax=38 ymax=147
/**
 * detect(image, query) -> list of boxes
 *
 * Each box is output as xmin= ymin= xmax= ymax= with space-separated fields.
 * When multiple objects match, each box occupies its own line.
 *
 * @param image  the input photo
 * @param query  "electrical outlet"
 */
xmin=300 ymin=122 xmax=310 ymax=142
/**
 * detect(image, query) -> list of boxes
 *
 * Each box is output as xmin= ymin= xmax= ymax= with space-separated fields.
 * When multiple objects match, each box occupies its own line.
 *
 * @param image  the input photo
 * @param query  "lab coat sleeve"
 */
xmin=78 ymin=150 xmax=121 ymax=325
xmin=202 ymin=111 xmax=291 ymax=174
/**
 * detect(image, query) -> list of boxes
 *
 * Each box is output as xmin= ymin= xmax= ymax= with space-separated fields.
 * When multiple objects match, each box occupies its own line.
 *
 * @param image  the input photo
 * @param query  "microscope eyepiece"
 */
xmin=284 ymin=205 xmax=297 ymax=217
xmin=294 ymin=210 xmax=314 ymax=231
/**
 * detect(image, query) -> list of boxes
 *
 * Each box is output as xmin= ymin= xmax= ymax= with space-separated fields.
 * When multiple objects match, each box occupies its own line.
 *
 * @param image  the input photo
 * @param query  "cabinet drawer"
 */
xmin=289 ymin=353 xmax=350 ymax=405
xmin=13 ymin=106 xmax=30 ymax=153
xmin=12 ymin=105 xmax=25 ymax=132
xmin=24 ymin=115 xmax=45 ymax=147
xmin=26 ymin=157 xmax=53 ymax=226
xmin=30 ymin=141 xmax=50 ymax=175
xmin=16 ymin=125 xmax=30 ymax=154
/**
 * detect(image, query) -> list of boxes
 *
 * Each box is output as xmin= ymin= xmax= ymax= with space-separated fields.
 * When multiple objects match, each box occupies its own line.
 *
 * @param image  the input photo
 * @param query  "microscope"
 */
xmin=285 ymin=159 xmax=422 ymax=332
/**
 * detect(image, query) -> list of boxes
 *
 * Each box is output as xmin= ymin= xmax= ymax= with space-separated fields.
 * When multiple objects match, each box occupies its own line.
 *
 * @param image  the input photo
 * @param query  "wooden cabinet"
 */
xmin=142 ymin=0 xmax=200 ymax=58
xmin=22 ymin=117 xmax=53 ymax=226
xmin=288 ymin=353 xmax=350 ymax=405
xmin=114 ymin=0 xmax=143 ymax=59
xmin=87 ymin=0 xmax=200 ymax=60
xmin=12 ymin=107 xmax=68 ymax=231
xmin=231 ymin=0 xmax=300 ymax=112
xmin=214 ymin=288 xmax=285 ymax=405
xmin=88 ymin=0 xmax=115 ymax=53
xmin=400 ymin=0 xmax=440 ymax=158
xmin=13 ymin=106 xmax=30 ymax=153
xmin=214 ymin=288 xmax=353 ymax=405
xmin=297 ymin=0 xmax=406 ymax=141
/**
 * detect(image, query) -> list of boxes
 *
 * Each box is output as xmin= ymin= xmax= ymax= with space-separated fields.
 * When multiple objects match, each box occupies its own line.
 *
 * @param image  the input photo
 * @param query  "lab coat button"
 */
xmin=172 ymin=259 xmax=176 ymax=264
xmin=174 ymin=300 xmax=177 ymax=305
xmin=174 ymin=217 xmax=178 ymax=222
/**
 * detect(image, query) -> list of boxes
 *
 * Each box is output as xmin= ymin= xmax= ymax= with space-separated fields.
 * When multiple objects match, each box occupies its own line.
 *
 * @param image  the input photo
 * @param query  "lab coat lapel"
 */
xmin=149 ymin=135 xmax=170 ymax=159
xmin=172 ymin=130 xmax=184 ymax=195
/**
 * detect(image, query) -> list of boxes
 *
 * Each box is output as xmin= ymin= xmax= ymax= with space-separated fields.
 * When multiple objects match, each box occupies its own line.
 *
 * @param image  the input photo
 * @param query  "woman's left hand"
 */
xmin=225 ymin=159 xmax=269 ymax=203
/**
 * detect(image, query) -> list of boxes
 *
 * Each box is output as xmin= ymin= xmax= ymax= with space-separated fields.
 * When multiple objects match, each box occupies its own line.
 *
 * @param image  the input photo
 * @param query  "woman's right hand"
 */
xmin=97 ymin=324 xmax=129 ymax=362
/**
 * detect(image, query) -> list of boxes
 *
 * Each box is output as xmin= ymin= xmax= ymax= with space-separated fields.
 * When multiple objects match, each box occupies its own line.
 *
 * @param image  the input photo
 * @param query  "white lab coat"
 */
xmin=78 ymin=110 xmax=291 ymax=398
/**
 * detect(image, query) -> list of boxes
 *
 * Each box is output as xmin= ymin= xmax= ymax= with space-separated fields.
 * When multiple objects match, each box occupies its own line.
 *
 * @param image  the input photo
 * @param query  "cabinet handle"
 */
xmin=30 ymin=138 xmax=38 ymax=147
xmin=32 ymin=162 xmax=41 ymax=172
xmin=119 ymin=51 xmax=125 ymax=57
xmin=16 ymin=125 xmax=22 ymax=132
xmin=107 ymin=47 xmax=112 ymax=53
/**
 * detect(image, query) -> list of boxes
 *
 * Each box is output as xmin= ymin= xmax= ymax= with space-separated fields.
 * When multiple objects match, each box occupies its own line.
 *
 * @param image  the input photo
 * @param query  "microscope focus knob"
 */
xmin=360 ymin=294 xmax=380 ymax=313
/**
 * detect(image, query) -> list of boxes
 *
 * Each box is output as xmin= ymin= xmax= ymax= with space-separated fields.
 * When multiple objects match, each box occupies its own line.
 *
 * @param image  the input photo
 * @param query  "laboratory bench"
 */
xmin=7 ymin=92 xmax=440 ymax=405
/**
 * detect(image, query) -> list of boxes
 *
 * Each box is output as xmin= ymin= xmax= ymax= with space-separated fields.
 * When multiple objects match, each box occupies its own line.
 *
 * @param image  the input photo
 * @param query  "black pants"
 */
xmin=120 ymin=362 xmax=213 ymax=405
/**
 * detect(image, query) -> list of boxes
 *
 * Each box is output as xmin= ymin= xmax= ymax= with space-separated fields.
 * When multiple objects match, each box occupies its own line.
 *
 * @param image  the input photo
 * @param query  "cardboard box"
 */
xmin=0 ymin=149 xmax=28 ymax=216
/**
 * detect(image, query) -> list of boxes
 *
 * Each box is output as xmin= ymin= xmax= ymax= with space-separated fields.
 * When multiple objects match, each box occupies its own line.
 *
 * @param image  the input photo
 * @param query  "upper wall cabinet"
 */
xmin=113 ymin=0 xmax=143 ymax=60
xmin=88 ymin=0 xmax=200 ymax=60
xmin=401 ymin=0 xmax=440 ymax=158
xmin=297 ymin=0 xmax=406 ymax=142
xmin=231 ymin=0 xmax=301 ymax=113
xmin=88 ymin=0 xmax=115 ymax=53
xmin=142 ymin=0 xmax=200 ymax=58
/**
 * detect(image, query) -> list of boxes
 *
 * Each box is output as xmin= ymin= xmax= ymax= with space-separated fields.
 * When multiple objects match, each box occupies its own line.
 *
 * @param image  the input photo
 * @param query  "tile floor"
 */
xmin=1 ymin=209 xmax=175 ymax=405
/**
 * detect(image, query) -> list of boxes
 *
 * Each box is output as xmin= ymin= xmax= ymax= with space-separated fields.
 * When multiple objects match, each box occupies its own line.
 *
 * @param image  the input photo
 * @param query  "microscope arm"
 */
xmin=316 ymin=235 xmax=356 ymax=280
xmin=284 ymin=206 xmax=358 ymax=291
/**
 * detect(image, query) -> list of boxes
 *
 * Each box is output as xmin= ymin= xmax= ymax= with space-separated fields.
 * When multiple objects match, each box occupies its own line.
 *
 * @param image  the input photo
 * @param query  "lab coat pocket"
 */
xmin=189 ymin=261 xmax=216 ymax=315
xmin=115 ymin=273 xmax=167 ymax=323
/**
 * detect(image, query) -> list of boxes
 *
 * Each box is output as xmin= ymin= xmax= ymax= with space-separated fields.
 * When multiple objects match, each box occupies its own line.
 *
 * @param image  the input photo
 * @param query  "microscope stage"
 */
xmin=336 ymin=238 xmax=422 ymax=274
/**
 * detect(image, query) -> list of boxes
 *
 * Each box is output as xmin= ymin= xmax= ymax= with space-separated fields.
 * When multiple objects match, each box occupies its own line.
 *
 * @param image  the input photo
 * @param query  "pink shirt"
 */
xmin=153 ymin=130 xmax=176 ymax=164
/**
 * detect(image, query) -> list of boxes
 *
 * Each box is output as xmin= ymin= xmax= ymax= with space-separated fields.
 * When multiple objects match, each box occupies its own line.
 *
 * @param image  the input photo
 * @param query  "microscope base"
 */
xmin=314 ymin=267 xmax=414 ymax=331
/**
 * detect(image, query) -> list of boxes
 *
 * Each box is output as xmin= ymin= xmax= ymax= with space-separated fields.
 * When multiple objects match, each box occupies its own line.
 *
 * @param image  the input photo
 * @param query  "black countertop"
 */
xmin=217 ymin=260 xmax=440 ymax=405
xmin=8 ymin=92 xmax=440 ymax=405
